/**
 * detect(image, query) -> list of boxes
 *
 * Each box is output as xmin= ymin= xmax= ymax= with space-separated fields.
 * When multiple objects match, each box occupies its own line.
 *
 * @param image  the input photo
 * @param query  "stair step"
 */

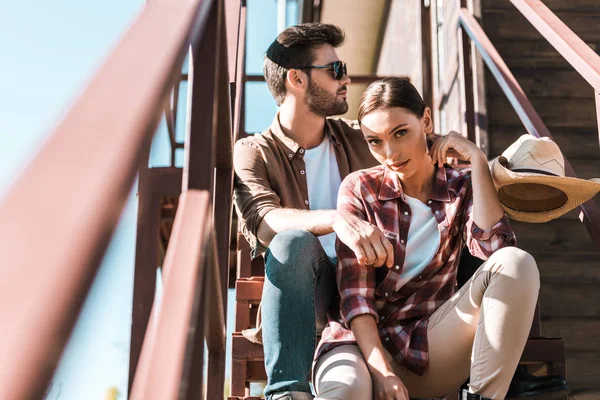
xmin=483 ymin=8 xmax=600 ymax=42
xmin=542 ymin=318 xmax=600 ymax=352
xmin=511 ymin=219 xmax=599 ymax=253
xmin=490 ymin=39 xmax=599 ymax=69
xmin=569 ymin=389 xmax=600 ymax=400
xmin=486 ymin=68 xmax=594 ymax=99
xmin=488 ymin=97 xmax=598 ymax=128
xmin=563 ymin=351 xmax=600 ymax=388
xmin=488 ymin=126 xmax=600 ymax=160
xmin=536 ymin=252 xmax=600 ymax=284
xmin=540 ymin=283 xmax=600 ymax=318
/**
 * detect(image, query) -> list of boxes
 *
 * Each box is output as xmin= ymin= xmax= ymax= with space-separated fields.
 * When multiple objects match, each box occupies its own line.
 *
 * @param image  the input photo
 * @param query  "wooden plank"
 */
xmin=570 ymin=391 xmax=600 ymax=400
xmin=483 ymin=9 xmax=600 ymax=42
xmin=488 ymin=126 xmax=600 ymax=159
xmin=232 ymin=333 xmax=264 ymax=361
xmin=562 ymin=351 xmax=600 ymax=388
xmin=486 ymin=68 xmax=594 ymax=99
xmin=230 ymin=358 xmax=248 ymax=397
xmin=512 ymin=219 xmax=599 ymax=253
xmin=129 ymin=169 xmax=160 ymax=394
xmin=482 ymin=0 xmax=600 ymax=13
xmin=236 ymin=278 xmax=264 ymax=302
xmin=488 ymin=96 xmax=598 ymax=128
xmin=490 ymin=39 xmax=599 ymax=69
xmin=521 ymin=338 xmax=566 ymax=377
xmin=536 ymin=252 xmax=600 ymax=284
xmin=235 ymin=301 xmax=251 ymax=331
xmin=542 ymin=318 xmax=600 ymax=352
xmin=246 ymin=360 xmax=267 ymax=381
xmin=130 ymin=191 xmax=212 ymax=400
xmin=540 ymin=283 xmax=600 ymax=317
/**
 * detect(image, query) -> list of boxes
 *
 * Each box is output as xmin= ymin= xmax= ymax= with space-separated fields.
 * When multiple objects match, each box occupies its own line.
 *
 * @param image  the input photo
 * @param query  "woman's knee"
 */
xmin=314 ymin=346 xmax=373 ymax=400
xmin=489 ymin=246 xmax=540 ymax=290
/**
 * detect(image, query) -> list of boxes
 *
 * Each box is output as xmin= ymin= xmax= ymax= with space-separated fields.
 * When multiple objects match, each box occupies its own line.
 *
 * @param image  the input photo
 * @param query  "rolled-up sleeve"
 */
xmin=463 ymin=186 xmax=517 ymax=259
xmin=233 ymin=138 xmax=281 ymax=255
xmin=336 ymin=173 xmax=379 ymax=326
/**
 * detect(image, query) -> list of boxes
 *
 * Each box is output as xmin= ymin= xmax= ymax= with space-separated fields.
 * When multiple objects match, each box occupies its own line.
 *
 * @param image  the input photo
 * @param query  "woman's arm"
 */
xmin=429 ymin=131 xmax=516 ymax=258
xmin=429 ymin=131 xmax=504 ymax=229
xmin=351 ymin=315 xmax=409 ymax=400
xmin=467 ymin=152 xmax=505 ymax=229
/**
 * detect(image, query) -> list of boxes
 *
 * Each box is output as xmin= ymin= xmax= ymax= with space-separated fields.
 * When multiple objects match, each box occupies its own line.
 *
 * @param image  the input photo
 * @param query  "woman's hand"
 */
xmin=333 ymin=211 xmax=395 ymax=268
xmin=429 ymin=131 xmax=485 ymax=167
xmin=372 ymin=370 xmax=410 ymax=400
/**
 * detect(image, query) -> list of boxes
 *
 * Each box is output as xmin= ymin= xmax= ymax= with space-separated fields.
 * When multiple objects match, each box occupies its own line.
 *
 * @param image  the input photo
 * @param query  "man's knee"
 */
xmin=266 ymin=230 xmax=322 ymax=271
xmin=269 ymin=230 xmax=320 ymax=252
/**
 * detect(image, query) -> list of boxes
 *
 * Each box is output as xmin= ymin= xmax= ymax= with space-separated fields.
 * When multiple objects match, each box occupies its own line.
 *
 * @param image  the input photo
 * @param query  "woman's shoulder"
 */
xmin=340 ymin=165 xmax=386 ymax=194
xmin=345 ymin=165 xmax=387 ymax=183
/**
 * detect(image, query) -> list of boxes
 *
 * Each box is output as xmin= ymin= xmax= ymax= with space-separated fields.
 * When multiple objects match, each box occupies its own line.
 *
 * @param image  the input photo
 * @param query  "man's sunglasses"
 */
xmin=296 ymin=61 xmax=348 ymax=80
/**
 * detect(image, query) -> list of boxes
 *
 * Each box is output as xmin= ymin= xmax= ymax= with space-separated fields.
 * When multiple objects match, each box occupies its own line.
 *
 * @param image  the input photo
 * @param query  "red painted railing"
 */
xmin=0 ymin=0 xmax=241 ymax=398
xmin=458 ymin=2 xmax=600 ymax=247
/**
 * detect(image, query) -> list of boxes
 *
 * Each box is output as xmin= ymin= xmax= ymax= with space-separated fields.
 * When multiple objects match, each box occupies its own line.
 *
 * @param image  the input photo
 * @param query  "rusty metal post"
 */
xmin=421 ymin=0 xmax=434 ymax=113
xmin=596 ymin=91 xmax=600 ymax=148
xmin=459 ymin=0 xmax=476 ymax=144
xmin=128 ymin=156 xmax=158 ymax=395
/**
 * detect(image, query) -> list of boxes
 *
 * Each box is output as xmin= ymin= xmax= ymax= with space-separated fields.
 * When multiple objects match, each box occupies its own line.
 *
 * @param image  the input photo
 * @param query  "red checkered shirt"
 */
xmin=315 ymin=165 xmax=516 ymax=375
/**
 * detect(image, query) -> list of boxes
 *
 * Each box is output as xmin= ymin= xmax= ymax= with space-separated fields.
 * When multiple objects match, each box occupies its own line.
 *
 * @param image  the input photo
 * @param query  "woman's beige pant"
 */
xmin=313 ymin=247 xmax=540 ymax=400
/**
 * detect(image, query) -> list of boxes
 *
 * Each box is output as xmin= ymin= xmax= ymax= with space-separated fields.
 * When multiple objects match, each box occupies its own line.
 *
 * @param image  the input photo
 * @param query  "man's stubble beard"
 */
xmin=305 ymin=79 xmax=349 ymax=117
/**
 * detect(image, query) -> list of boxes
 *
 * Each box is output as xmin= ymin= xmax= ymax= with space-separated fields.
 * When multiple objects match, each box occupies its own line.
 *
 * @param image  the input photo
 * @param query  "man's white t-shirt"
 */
xmin=303 ymin=135 xmax=342 ymax=259
xmin=402 ymin=194 xmax=441 ymax=280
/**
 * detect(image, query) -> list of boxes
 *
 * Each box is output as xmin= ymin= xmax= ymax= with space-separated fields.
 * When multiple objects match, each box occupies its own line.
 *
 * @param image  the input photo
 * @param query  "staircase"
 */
xmin=482 ymin=1 xmax=600 ymax=396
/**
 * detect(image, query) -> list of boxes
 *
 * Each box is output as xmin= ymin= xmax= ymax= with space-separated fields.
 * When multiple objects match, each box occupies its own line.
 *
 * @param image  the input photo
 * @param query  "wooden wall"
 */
xmin=481 ymin=1 xmax=600 ymax=397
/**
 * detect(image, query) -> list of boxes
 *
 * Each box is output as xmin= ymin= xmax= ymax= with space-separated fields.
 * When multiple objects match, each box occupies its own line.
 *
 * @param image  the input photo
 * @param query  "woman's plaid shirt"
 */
xmin=316 ymin=165 xmax=516 ymax=375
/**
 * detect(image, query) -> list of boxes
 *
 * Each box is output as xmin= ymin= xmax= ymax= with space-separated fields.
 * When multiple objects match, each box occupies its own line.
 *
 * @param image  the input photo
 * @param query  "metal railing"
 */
xmin=458 ymin=1 xmax=600 ymax=247
xmin=0 ymin=0 xmax=241 ymax=398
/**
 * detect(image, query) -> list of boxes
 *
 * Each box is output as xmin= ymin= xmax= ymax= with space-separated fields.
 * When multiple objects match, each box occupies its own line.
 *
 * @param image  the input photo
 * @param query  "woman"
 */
xmin=313 ymin=78 xmax=539 ymax=400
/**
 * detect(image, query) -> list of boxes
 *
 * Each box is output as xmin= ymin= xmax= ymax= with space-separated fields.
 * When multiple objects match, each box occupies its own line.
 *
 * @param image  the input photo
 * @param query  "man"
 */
xmin=233 ymin=23 xmax=390 ymax=400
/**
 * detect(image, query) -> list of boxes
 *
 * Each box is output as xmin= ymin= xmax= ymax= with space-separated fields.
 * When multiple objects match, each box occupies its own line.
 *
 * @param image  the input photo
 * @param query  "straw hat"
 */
xmin=491 ymin=134 xmax=600 ymax=223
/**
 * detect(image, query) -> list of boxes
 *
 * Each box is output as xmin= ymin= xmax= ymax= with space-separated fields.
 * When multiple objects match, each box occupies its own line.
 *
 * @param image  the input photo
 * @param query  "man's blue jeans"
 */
xmin=262 ymin=230 xmax=337 ymax=398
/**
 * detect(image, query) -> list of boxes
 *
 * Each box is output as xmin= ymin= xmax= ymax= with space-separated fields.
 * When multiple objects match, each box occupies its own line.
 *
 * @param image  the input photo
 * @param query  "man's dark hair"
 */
xmin=264 ymin=23 xmax=345 ymax=106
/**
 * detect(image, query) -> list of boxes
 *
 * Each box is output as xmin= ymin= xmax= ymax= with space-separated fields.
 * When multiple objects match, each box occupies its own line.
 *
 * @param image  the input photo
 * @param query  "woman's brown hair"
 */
xmin=357 ymin=77 xmax=427 ymax=122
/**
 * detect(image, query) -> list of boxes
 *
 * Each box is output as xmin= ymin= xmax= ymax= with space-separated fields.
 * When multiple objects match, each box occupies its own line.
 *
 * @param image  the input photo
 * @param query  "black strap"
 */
xmin=511 ymin=168 xmax=559 ymax=177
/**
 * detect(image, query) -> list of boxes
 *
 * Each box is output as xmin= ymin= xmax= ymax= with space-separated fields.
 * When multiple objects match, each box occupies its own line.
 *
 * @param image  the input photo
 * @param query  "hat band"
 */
xmin=511 ymin=168 xmax=559 ymax=177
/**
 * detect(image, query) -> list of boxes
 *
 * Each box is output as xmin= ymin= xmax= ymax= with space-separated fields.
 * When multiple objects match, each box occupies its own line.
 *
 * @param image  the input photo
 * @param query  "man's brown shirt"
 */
xmin=233 ymin=114 xmax=378 ymax=257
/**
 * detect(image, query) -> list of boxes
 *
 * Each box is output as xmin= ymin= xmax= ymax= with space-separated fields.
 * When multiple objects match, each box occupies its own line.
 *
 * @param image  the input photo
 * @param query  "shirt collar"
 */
xmin=269 ymin=113 xmax=340 ymax=161
xmin=377 ymin=166 xmax=452 ymax=202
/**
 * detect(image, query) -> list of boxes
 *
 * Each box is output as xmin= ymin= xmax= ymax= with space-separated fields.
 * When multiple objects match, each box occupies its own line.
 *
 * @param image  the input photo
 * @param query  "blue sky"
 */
xmin=0 ymin=0 xmax=293 ymax=399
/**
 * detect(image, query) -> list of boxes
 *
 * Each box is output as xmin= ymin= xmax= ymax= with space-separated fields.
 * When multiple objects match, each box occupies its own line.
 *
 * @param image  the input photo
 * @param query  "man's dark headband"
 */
xmin=265 ymin=40 xmax=301 ymax=69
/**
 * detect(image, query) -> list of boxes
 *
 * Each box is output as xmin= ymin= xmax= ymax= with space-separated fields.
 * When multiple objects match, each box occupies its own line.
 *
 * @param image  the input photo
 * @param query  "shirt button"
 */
xmin=400 ymin=239 xmax=405 ymax=244
xmin=300 ymin=170 xmax=305 ymax=175
xmin=418 ymin=275 xmax=423 ymax=280
xmin=395 ymin=265 xmax=400 ymax=270
xmin=427 ymin=200 xmax=432 ymax=204
xmin=381 ymin=316 xmax=385 ymax=321
xmin=385 ymin=292 xmax=389 ymax=297
xmin=288 ymin=153 xmax=293 ymax=158
xmin=385 ymin=337 xmax=390 ymax=342
xmin=404 ymin=211 xmax=409 ymax=216
xmin=304 ymin=200 xmax=309 ymax=205
xmin=299 ymin=148 xmax=304 ymax=153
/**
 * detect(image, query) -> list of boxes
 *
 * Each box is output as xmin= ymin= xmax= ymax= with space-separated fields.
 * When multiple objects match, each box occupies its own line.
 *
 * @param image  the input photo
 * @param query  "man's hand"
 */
xmin=372 ymin=370 xmax=410 ymax=400
xmin=333 ymin=211 xmax=394 ymax=267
